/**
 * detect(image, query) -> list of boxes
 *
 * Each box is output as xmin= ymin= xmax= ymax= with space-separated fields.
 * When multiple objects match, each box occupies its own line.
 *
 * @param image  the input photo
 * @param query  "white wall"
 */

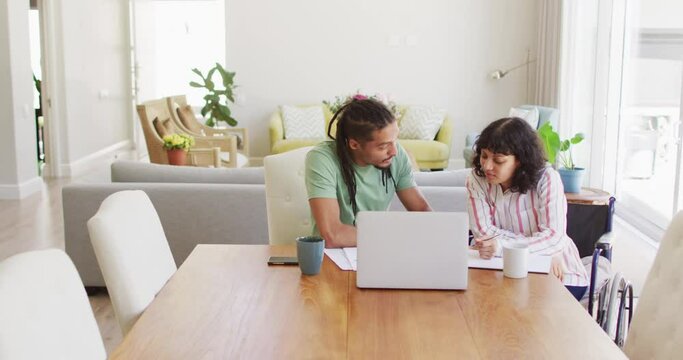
xmin=47 ymin=0 xmax=132 ymax=175
xmin=0 ymin=0 xmax=41 ymax=199
xmin=639 ymin=0 xmax=683 ymax=29
xmin=226 ymin=0 xmax=540 ymax=159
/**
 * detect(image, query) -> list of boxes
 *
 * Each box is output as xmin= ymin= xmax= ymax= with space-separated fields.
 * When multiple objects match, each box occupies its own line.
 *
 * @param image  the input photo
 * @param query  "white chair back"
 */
xmin=264 ymin=147 xmax=314 ymax=245
xmin=87 ymin=190 xmax=177 ymax=335
xmin=624 ymin=211 xmax=683 ymax=358
xmin=0 ymin=249 xmax=106 ymax=360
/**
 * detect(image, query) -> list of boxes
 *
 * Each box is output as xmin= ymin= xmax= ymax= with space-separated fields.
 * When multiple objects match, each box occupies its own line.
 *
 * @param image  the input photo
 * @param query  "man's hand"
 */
xmin=396 ymin=187 xmax=432 ymax=212
xmin=309 ymin=198 xmax=357 ymax=248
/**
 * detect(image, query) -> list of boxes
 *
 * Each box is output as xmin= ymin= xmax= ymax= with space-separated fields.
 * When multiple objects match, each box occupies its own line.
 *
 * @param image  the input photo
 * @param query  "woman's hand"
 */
xmin=473 ymin=235 xmax=498 ymax=259
xmin=550 ymin=255 xmax=565 ymax=281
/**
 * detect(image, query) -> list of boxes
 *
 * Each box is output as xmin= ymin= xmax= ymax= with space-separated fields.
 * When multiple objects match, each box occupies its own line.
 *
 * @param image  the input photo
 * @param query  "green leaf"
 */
xmin=570 ymin=133 xmax=585 ymax=144
xmin=206 ymin=79 xmax=215 ymax=91
xmin=560 ymin=139 xmax=571 ymax=152
xmin=191 ymin=68 xmax=204 ymax=79
xmin=225 ymin=91 xmax=235 ymax=103
xmin=200 ymin=103 xmax=211 ymax=117
xmin=225 ymin=116 xmax=238 ymax=127
xmin=206 ymin=67 xmax=217 ymax=84
xmin=189 ymin=81 xmax=203 ymax=88
xmin=217 ymin=104 xmax=231 ymax=118
xmin=537 ymin=122 xmax=560 ymax=164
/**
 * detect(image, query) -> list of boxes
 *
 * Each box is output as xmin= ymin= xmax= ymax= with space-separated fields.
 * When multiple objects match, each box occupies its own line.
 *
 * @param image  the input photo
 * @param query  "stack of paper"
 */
xmin=324 ymin=247 xmax=357 ymax=271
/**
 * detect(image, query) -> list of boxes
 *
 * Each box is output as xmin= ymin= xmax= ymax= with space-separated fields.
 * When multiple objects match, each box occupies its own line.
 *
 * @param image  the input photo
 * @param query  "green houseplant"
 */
xmin=163 ymin=133 xmax=195 ymax=166
xmin=537 ymin=122 xmax=585 ymax=193
xmin=189 ymin=63 xmax=238 ymax=128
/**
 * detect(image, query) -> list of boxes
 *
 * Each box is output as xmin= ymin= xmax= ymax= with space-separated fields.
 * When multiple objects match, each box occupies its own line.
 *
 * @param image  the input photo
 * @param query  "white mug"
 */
xmin=503 ymin=243 xmax=529 ymax=279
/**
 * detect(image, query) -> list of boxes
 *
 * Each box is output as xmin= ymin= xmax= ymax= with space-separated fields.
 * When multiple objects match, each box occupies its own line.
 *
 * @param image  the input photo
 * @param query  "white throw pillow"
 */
xmin=281 ymin=105 xmax=326 ymax=139
xmin=509 ymin=106 xmax=540 ymax=130
xmin=398 ymin=105 xmax=446 ymax=140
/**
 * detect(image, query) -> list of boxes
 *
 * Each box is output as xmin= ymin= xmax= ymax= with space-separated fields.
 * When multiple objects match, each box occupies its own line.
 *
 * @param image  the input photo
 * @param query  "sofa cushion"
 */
xmin=152 ymin=117 xmax=177 ymax=139
xmin=413 ymin=169 xmax=470 ymax=187
xmin=281 ymin=105 xmax=326 ymax=139
xmin=399 ymin=105 xmax=446 ymax=140
xmin=111 ymin=161 xmax=264 ymax=184
xmin=509 ymin=106 xmax=540 ymax=130
xmin=271 ymin=138 xmax=325 ymax=154
xmin=398 ymin=139 xmax=450 ymax=162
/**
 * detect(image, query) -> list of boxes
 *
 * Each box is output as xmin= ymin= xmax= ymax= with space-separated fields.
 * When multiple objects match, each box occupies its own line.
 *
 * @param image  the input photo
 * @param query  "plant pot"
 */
xmin=167 ymin=149 xmax=187 ymax=166
xmin=558 ymin=167 xmax=585 ymax=193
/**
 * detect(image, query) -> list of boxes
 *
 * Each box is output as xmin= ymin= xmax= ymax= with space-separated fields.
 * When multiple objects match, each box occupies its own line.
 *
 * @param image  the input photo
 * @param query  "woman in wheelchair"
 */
xmin=466 ymin=117 xmax=589 ymax=300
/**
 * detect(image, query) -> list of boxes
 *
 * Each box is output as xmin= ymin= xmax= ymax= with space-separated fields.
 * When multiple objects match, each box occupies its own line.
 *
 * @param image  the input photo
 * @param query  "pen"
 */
xmin=471 ymin=233 xmax=500 ymax=248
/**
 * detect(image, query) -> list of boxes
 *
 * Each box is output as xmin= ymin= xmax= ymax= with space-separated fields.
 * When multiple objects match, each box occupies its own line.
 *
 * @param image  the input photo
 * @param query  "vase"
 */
xmin=167 ymin=148 xmax=187 ymax=166
xmin=558 ymin=167 xmax=585 ymax=193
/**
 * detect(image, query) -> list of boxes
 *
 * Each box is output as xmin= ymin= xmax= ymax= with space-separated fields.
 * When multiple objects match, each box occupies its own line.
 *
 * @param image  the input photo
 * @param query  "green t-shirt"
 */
xmin=305 ymin=140 xmax=416 ymax=235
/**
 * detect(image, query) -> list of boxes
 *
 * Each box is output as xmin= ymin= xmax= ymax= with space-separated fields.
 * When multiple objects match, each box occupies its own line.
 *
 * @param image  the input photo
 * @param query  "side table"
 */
xmin=566 ymin=188 xmax=616 ymax=260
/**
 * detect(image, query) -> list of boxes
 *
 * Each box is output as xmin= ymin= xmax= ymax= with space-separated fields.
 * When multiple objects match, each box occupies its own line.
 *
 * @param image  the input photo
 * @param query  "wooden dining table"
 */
xmin=111 ymin=244 xmax=626 ymax=359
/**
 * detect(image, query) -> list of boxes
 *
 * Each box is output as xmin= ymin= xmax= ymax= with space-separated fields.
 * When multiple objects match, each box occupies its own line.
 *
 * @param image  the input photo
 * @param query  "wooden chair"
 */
xmin=166 ymin=95 xmax=249 ymax=158
xmin=137 ymin=98 xmax=242 ymax=167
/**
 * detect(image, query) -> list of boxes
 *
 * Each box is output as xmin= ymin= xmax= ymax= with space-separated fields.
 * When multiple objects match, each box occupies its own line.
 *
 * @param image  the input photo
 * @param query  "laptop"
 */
xmin=356 ymin=211 xmax=469 ymax=290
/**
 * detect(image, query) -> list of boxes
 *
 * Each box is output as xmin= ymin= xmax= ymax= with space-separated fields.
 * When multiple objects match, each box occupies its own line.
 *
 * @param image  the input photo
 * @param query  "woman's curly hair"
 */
xmin=472 ymin=117 xmax=547 ymax=193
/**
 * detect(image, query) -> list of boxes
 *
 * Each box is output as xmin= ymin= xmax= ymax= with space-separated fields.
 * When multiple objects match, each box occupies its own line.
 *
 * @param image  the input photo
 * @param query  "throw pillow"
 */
xmin=152 ymin=117 xmax=177 ymax=139
xmin=176 ymin=105 xmax=205 ymax=136
xmin=509 ymin=107 xmax=540 ymax=130
xmin=281 ymin=105 xmax=325 ymax=139
xmin=398 ymin=105 xmax=446 ymax=140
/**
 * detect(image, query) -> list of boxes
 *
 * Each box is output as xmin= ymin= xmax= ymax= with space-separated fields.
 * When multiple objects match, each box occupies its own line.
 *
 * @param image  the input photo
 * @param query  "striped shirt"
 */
xmin=466 ymin=167 xmax=588 ymax=287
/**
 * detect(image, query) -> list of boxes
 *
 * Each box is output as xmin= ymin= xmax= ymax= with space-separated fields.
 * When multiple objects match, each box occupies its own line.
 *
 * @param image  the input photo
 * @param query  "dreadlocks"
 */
xmin=327 ymin=98 xmax=398 ymax=217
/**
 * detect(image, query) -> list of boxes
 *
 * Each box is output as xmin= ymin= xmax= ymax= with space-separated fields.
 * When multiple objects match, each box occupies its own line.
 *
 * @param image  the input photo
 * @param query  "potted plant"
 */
xmin=537 ymin=122 xmax=585 ymax=193
xmin=163 ymin=133 xmax=195 ymax=166
xmin=189 ymin=63 xmax=238 ymax=128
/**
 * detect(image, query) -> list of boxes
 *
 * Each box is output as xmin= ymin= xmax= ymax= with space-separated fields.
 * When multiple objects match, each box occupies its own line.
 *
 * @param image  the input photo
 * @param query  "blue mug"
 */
xmin=296 ymin=236 xmax=325 ymax=275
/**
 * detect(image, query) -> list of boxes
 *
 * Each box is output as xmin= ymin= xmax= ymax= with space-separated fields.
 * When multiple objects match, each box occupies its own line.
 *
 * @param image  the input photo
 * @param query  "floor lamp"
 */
xmin=490 ymin=49 xmax=536 ymax=103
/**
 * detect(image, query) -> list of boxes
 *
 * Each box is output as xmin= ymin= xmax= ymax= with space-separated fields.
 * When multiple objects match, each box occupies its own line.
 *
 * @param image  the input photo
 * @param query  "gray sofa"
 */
xmin=63 ymin=161 xmax=470 ymax=287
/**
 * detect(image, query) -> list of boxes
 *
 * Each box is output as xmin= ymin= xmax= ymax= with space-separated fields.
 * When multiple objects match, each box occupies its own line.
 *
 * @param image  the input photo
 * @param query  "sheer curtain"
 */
xmin=534 ymin=0 xmax=562 ymax=107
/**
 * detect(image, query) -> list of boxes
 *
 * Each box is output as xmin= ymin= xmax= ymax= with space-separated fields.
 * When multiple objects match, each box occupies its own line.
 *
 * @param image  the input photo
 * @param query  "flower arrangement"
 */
xmin=162 ymin=133 xmax=195 ymax=151
xmin=323 ymin=92 xmax=401 ymax=118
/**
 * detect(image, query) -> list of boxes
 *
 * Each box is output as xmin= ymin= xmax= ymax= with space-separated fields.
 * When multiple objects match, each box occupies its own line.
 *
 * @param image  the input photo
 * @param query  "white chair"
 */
xmin=623 ymin=211 xmax=683 ymax=358
xmin=87 ymin=190 xmax=177 ymax=335
xmin=264 ymin=146 xmax=313 ymax=245
xmin=0 ymin=249 xmax=106 ymax=360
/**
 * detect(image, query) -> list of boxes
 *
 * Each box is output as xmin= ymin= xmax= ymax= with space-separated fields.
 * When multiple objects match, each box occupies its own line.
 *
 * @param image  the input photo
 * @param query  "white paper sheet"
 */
xmin=342 ymin=247 xmax=357 ymax=270
xmin=324 ymin=249 xmax=354 ymax=271
xmin=467 ymin=249 xmax=551 ymax=274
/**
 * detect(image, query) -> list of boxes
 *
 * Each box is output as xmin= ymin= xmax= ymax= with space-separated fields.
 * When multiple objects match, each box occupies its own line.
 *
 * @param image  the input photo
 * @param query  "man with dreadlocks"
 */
xmin=305 ymin=98 xmax=432 ymax=248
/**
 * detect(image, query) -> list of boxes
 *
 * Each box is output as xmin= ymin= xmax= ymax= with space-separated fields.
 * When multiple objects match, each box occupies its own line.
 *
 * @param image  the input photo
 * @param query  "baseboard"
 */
xmin=0 ymin=176 xmax=44 ymax=199
xmin=59 ymin=140 xmax=133 ymax=178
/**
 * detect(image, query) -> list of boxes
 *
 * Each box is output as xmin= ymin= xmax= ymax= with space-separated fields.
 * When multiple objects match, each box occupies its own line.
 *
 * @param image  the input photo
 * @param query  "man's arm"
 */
xmin=309 ymin=198 xmax=358 ymax=248
xmin=396 ymin=187 xmax=432 ymax=211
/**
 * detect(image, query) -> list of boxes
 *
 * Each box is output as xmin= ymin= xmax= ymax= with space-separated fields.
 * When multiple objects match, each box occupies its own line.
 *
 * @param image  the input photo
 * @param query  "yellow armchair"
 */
xmin=268 ymin=105 xmax=335 ymax=154
xmin=269 ymin=104 xmax=453 ymax=170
